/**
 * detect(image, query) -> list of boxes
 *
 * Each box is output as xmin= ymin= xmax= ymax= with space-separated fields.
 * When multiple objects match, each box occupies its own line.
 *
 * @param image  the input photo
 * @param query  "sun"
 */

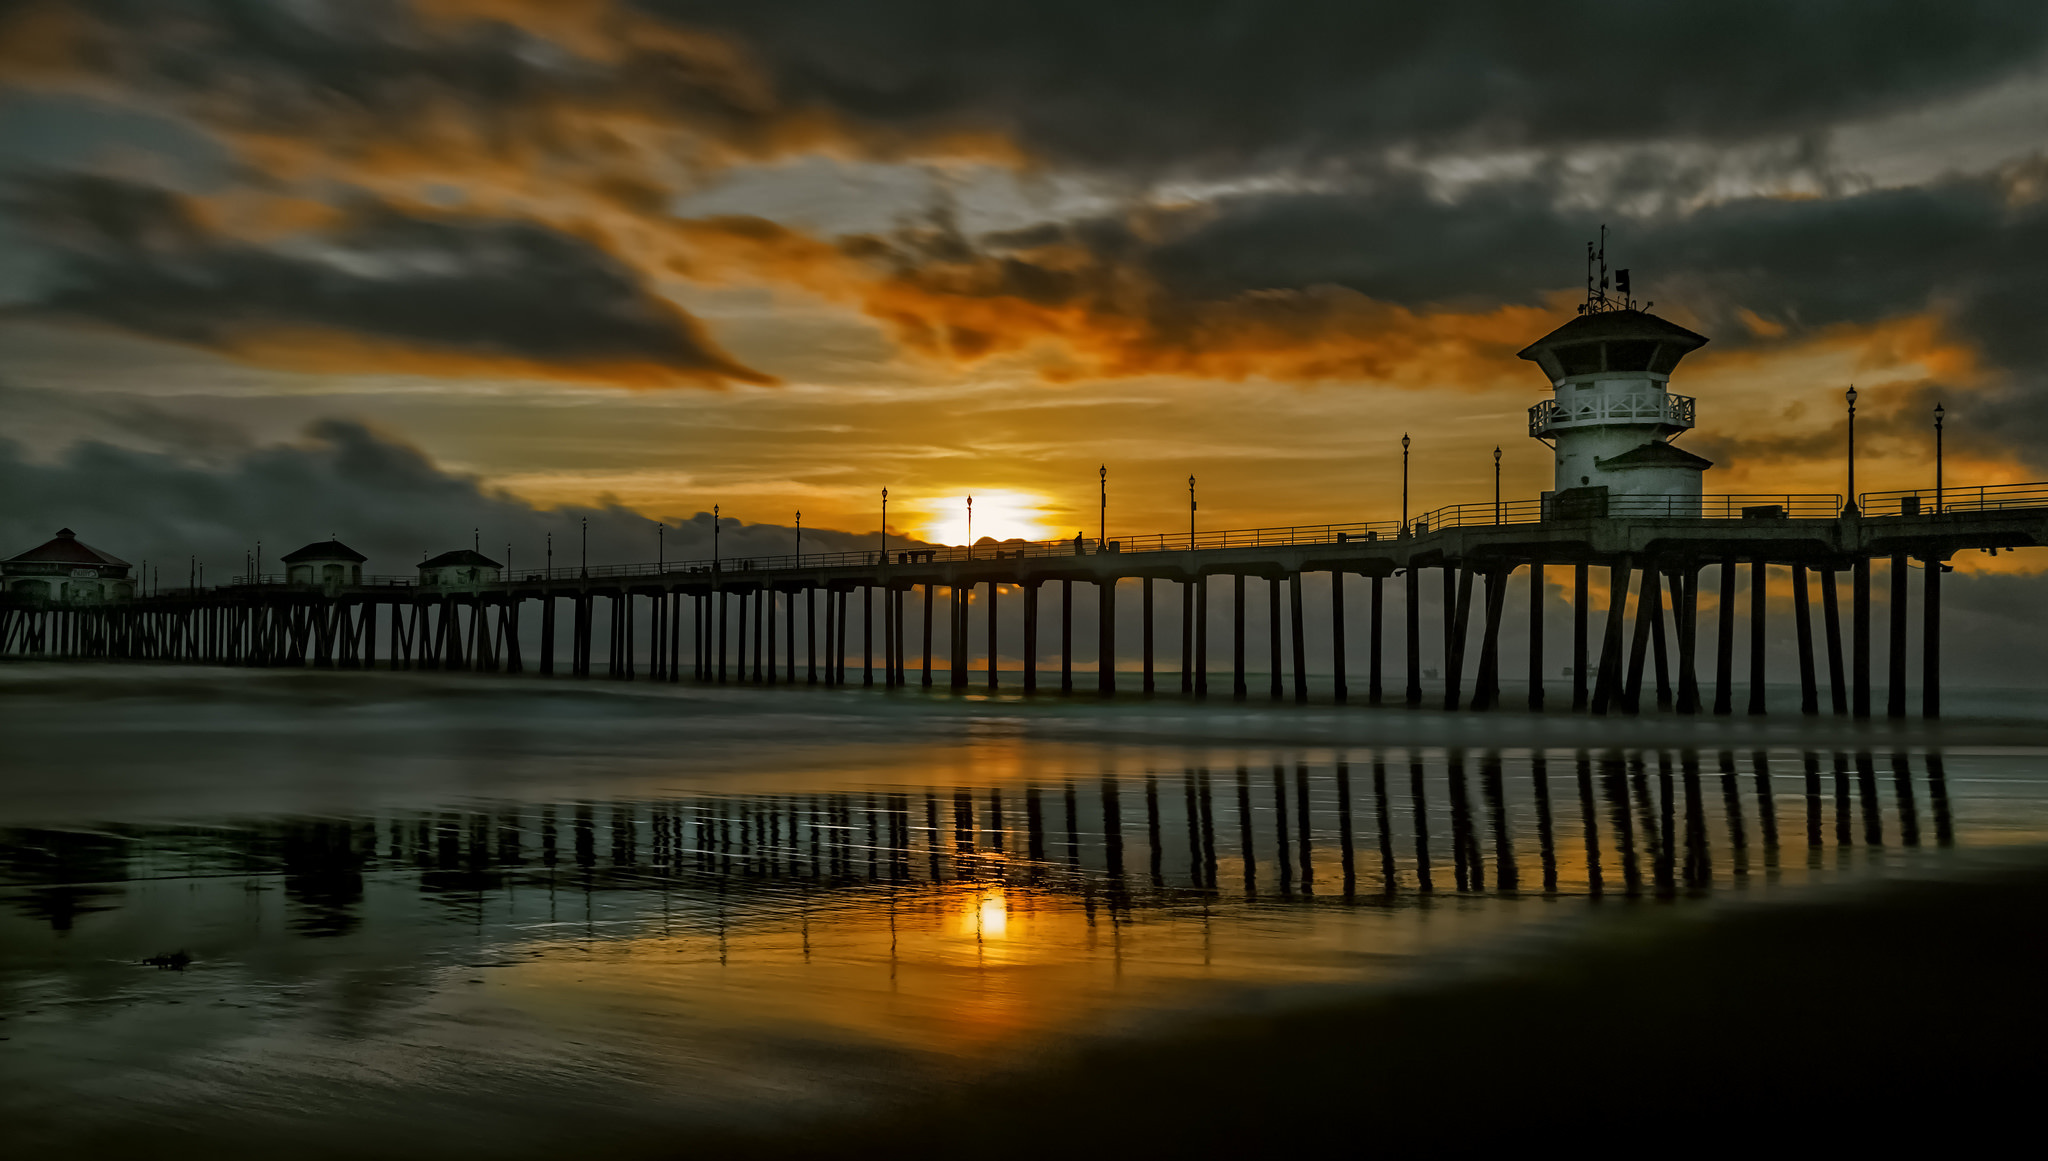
xmin=916 ymin=489 xmax=1059 ymax=546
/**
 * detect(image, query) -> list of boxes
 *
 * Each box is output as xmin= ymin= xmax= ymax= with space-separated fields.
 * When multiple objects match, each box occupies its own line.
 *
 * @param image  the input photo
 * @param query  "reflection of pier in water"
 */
xmin=0 ymin=750 xmax=1959 ymax=939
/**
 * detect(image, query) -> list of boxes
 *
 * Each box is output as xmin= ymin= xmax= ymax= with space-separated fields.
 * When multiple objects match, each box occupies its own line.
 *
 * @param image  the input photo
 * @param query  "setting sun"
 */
xmin=917 ymin=490 xmax=1060 ymax=546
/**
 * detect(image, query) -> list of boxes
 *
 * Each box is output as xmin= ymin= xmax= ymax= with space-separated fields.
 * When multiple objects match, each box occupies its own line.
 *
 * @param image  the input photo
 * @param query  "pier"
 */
xmin=5 ymin=484 xmax=2044 ymax=722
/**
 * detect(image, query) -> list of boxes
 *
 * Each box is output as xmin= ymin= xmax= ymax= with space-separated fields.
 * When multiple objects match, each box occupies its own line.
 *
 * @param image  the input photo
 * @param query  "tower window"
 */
xmin=1555 ymin=342 xmax=1602 ymax=376
xmin=1606 ymin=340 xmax=1659 ymax=372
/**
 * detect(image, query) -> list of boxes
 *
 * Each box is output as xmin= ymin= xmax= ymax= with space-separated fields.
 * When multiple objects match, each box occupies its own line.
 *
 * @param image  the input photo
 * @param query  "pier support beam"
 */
xmin=1194 ymin=576 xmax=1209 ymax=698
xmin=1061 ymin=580 xmax=1074 ymax=695
xmin=1714 ymin=556 xmax=1735 ymax=715
xmin=1675 ymin=568 xmax=1702 ymax=714
xmin=1793 ymin=564 xmax=1818 ymax=714
xmin=1444 ymin=566 xmax=1475 ymax=712
xmin=1024 ymin=581 xmax=1040 ymax=695
xmin=1623 ymin=566 xmax=1657 ymax=714
xmin=1368 ymin=575 xmax=1384 ymax=706
xmin=717 ymin=590 xmax=728 ymax=684
xmin=863 ymin=583 xmax=874 ymax=687
xmin=1290 ymin=571 xmax=1308 ymax=703
xmin=1404 ymin=565 xmax=1422 ymax=707
xmin=1142 ymin=578 xmax=1155 ymax=694
xmin=1268 ymin=576 xmax=1283 ymax=701
xmin=1822 ymin=567 xmax=1847 ymax=714
xmin=987 ymin=581 xmax=999 ymax=689
xmin=824 ymin=587 xmax=837 ymax=686
xmin=1181 ymin=579 xmax=1195 ymax=694
xmin=1098 ymin=579 xmax=1116 ymax=696
xmin=1526 ymin=563 xmax=1545 ymax=712
xmin=1572 ymin=563 xmax=1590 ymax=711
xmin=540 ymin=595 xmax=556 ymax=676
xmin=1923 ymin=555 xmax=1942 ymax=720
xmin=1232 ymin=574 xmax=1247 ymax=701
xmin=1888 ymin=552 xmax=1909 ymax=720
xmin=1749 ymin=559 xmax=1768 ymax=715
xmin=950 ymin=584 xmax=967 ymax=690
xmin=1472 ymin=569 xmax=1505 ymax=711
xmin=1331 ymin=570 xmax=1348 ymax=704
xmin=1591 ymin=556 xmax=1631 ymax=715
xmin=1852 ymin=557 xmax=1872 ymax=719
xmin=919 ymin=584 xmax=930 ymax=687
xmin=837 ymin=589 xmax=851 ymax=686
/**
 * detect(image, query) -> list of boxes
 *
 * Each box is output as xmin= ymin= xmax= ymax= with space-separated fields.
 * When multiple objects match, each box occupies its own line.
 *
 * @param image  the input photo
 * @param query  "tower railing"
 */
xmin=1529 ymin=390 xmax=1694 ymax=437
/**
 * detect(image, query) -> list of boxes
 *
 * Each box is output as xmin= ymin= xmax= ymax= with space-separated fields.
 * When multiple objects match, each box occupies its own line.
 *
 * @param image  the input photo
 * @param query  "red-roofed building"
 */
xmin=2 ymin=529 xmax=135 ymax=603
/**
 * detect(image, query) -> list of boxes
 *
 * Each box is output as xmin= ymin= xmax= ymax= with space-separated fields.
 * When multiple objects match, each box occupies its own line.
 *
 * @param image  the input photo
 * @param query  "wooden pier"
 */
xmin=7 ymin=484 xmax=2044 ymax=721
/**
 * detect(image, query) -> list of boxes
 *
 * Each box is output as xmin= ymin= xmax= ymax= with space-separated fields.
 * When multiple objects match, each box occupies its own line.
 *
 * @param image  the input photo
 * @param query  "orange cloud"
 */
xmin=668 ymin=214 xmax=1561 ymax=387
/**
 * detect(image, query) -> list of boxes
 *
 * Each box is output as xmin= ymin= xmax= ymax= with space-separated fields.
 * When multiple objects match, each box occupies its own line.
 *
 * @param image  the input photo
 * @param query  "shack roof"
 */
xmin=3 ymin=528 xmax=130 ymax=568
xmin=281 ymin=539 xmax=367 ymax=564
xmin=420 ymin=549 xmax=503 ymax=569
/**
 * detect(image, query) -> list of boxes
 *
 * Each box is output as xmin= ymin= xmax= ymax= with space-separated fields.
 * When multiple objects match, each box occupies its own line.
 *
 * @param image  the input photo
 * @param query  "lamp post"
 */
xmin=1099 ymin=464 xmax=1107 ymax=549
xmin=1188 ymin=474 xmax=1197 ymax=550
xmin=580 ymin=517 xmax=588 ymax=577
xmin=546 ymin=531 xmax=552 ymax=579
xmin=1401 ymin=433 xmax=1411 ymax=533
xmin=881 ymin=488 xmax=889 ymax=564
xmin=1934 ymin=402 xmax=1946 ymax=515
xmin=712 ymin=505 xmax=720 ymax=572
xmin=966 ymin=496 xmax=973 ymax=559
xmin=1844 ymin=385 xmax=1859 ymax=516
xmin=1493 ymin=445 xmax=1502 ymax=525
xmin=795 ymin=511 xmax=801 ymax=561
xmin=657 ymin=522 xmax=664 ymax=572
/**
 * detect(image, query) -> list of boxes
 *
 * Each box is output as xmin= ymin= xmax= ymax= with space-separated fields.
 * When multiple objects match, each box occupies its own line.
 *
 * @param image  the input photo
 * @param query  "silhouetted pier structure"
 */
xmin=6 ymin=485 xmax=2046 ymax=721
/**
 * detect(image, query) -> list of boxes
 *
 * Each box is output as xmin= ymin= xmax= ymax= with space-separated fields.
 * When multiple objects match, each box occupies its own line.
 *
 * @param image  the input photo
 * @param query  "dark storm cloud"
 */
xmin=5 ymin=173 xmax=771 ymax=385
xmin=0 ymin=418 xmax=904 ymax=577
xmin=663 ymin=0 xmax=2048 ymax=171
xmin=12 ymin=1 xmax=2048 ymax=176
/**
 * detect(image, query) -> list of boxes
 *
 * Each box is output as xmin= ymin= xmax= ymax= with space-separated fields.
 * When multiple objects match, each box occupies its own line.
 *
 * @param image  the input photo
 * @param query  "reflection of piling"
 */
xmin=1335 ymin=762 xmax=1356 ymax=897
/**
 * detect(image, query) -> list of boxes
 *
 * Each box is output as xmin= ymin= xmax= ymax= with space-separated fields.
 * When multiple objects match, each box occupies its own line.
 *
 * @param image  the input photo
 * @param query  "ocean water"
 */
xmin=2 ymin=664 xmax=2046 ymax=1155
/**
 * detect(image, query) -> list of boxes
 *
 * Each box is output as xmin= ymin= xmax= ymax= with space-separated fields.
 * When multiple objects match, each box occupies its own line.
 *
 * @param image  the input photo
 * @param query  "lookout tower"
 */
xmin=1522 ymin=231 xmax=1712 ymax=516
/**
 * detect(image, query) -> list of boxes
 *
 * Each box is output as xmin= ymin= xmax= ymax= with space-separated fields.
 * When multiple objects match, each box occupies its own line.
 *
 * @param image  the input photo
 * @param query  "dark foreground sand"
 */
xmin=718 ymin=856 xmax=2047 ymax=1156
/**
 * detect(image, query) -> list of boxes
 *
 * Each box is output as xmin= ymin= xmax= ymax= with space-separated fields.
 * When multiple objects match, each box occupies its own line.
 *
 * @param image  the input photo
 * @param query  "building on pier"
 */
xmin=281 ymin=539 xmax=366 ymax=592
xmin=1 ymin=528 xmax=133 ymax=603
xmin=1524 ymin=276 xmax=1712 ymax=516
xmin=418 ymin=548 xmax=501 ymax=589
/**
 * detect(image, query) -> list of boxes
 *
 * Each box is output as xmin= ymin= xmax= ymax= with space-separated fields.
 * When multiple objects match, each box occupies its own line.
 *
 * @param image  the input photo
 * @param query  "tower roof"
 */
xmin=1518 ymin=309 xmax=1709 ymax=381
xmin=1596 ymin=440 xmax=1714 ymax=471
xmin=281 ymin=538 xmax=367 ymax=564
xmin=3 ymin=528 xmax=130 ymax=568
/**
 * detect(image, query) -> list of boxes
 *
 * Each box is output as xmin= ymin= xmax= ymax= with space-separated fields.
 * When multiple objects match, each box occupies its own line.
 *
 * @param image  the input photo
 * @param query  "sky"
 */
xmin=2 ymin=1 xmax=2046 ymax=577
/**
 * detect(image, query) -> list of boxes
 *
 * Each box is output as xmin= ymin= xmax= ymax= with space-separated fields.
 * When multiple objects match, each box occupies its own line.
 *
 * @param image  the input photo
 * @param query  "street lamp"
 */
xmin=546 ymin=531 xmax=552 ymax=579
xmin=795 ymin=510 xmax=802 ymax=561
xmin=1099 ymin=464 xmax=1107 ymax=549
xmin=1844 ymin=385 xmax=1859 ymax=517
xmin=580 ymin=517 xmax=588 ymax=577
xmin=1493 ymin=445 xmax=1502 ymax=525
xmin=1188 ymin=474 xmax=1197 ymax=550
xmin=1401 ymin=433 xmax=1411 ymax=533
xmin=1934 ymin=402 xmax=1946 ymax=515
xmin=881 ymin=488 xmax=889 ymax=564
xmin=966 ymin=495 xmax=973 ymax=559
xmin=657 ymin=522 xmax=664 ymax=572
xmin=712 ymin=505 xmax=720 ymax=571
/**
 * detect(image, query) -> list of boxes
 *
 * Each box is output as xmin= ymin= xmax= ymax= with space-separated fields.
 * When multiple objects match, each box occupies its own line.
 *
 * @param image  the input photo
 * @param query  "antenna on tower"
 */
xmin=1580 ymin=224 xmax=1632 ymax=315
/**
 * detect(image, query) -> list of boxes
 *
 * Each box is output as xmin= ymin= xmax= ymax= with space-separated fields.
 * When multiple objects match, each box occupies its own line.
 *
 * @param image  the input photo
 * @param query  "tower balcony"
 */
xmin=1529 ymin=390 xmax=1694 ymax=438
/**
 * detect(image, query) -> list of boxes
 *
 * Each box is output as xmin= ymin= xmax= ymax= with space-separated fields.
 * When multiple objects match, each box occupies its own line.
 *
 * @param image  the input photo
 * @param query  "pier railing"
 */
xmin=1859 ymin=482 xmax=2048 ymax=516
xmin=215 ymin=491 xmax=1864 ymax=588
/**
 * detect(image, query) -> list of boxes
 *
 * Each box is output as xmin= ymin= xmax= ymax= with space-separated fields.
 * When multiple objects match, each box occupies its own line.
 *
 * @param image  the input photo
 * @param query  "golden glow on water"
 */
xmin=973 ymin=889 xmax=1009 ymax=939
